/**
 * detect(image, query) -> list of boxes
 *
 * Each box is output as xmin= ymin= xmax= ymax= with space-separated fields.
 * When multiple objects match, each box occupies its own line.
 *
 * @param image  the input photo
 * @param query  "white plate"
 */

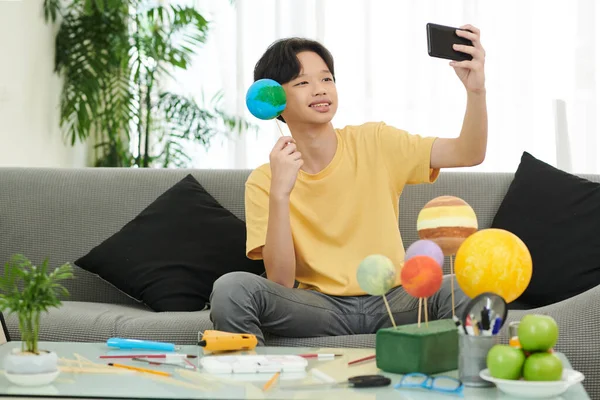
xmin=479 ymin=368 xmax=584 ymax=399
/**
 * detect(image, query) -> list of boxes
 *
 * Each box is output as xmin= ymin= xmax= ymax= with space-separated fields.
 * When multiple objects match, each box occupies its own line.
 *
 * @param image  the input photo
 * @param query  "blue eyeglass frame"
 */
xmin=395 ymin=372 xmax=464 ymax=396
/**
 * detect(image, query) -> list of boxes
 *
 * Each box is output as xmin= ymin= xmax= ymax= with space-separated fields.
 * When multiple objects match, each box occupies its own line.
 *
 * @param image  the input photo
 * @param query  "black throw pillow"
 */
xmin=75 ymin=174 xmax=264 ymax=312
xmin=491 ymin=152 xmax=600 ymax=307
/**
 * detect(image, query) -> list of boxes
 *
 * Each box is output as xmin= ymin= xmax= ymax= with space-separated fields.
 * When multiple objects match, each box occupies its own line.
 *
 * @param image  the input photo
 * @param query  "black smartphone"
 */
xmin=426 ymin=23 xmax=473 ymax=61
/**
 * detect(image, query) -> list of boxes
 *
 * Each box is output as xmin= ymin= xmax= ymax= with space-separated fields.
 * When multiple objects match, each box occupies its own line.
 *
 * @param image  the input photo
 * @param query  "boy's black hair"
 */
xmin=253 ymin=37 xmax=335 ymax=122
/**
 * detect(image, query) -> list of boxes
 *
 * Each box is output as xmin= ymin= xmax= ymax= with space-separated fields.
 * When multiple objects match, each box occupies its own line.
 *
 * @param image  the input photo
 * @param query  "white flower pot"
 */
xmin=3 ymin=348 xmax=59 ymax=386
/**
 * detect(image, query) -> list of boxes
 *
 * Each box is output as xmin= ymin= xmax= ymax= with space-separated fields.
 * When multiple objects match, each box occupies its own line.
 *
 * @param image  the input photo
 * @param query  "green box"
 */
xmin=375 ymin=319 xmax=459 ymax=375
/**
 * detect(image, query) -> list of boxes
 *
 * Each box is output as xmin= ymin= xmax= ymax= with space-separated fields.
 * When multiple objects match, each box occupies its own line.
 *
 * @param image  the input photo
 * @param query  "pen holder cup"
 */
xmin=375 ymin=319 xmax=458 ymax=375
xmin=458 ymin=334 xmax=499 ymax=387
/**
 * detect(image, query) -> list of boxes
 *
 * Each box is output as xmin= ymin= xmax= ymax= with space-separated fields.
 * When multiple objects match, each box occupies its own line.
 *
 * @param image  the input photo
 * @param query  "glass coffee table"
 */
xmin=0 ymin=341 xmax=590 ymax=399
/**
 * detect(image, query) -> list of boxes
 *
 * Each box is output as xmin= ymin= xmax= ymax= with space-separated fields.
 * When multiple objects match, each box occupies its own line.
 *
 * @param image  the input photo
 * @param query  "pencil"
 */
xmin=108 ymin=362 xmax=171 ymax=377
xmin=262 ymin=371 xmax=280 ymax=391
xmin=348 ymin=354 xmax=376 ymax=365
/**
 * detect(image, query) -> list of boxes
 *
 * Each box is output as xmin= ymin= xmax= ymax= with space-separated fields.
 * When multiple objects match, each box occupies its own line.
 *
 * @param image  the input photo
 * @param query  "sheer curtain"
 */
xmin=170 ymin=0 xmax=599 ymax=173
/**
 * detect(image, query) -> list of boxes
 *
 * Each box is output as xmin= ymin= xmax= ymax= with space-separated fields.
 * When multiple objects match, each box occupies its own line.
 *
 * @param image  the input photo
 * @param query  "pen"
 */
xmin=108 ymin=363 xmax=171 ymax=377
xmin=492 ymin=317 xmax=503 ymax=335
xmin=481 ymin=307 xmax=491 ymax=331
xmin=299 ymin=353 xmax=342 ymax=359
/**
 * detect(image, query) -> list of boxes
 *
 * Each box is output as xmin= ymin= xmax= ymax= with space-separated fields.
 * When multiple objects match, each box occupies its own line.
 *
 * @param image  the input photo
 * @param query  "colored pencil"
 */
xmin=263 ymin=371 xmax=280 ymax=391
xmin=348 ymin=354 xmax=376 ymax=365
xmin=108 ymin=363 xmax=171 ymax=377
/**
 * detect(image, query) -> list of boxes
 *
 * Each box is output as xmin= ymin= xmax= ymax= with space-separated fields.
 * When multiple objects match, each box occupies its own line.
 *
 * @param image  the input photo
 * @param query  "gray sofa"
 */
xmin=1 ymin=167 xmax=599 ymax=398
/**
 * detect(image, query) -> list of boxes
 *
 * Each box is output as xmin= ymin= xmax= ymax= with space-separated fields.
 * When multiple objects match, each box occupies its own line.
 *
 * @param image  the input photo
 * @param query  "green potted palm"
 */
xmin=0 ymin=254 xmax=73 ymax=386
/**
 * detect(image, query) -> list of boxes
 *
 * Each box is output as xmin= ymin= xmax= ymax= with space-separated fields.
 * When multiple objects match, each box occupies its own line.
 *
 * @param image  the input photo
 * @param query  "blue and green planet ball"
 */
xmin=245 ymin=79 xmax=286 ymax=120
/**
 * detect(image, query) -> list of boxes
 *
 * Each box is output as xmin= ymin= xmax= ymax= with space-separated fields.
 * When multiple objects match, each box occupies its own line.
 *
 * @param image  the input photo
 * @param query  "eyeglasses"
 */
xmin=395 ymin=373 xmax=464 ymax=396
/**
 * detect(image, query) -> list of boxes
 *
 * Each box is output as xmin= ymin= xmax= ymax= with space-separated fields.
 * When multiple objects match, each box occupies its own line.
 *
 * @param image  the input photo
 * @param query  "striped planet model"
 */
xmin=416 ymin=195 xmax=478 ymax=256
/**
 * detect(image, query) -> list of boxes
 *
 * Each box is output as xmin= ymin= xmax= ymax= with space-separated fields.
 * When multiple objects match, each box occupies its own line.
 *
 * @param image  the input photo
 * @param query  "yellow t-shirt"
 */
xmin=244 ymin=121 xmax=440 ymax=296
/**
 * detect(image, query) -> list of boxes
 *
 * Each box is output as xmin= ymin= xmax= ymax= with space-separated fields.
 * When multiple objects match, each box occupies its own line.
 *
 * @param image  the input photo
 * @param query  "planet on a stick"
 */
xmin=245 ymin=79 xmax=286 ymax=120
xmin=405 ymin=240 xmax=444 ymax=268
xmin=454 ymin=228 xmax=532 ymax=303
xmin=400 ymin=255 xmax=443 ymax=298
xmin=417 ymin=195 xmax=478 ymax=256
xmin=356 ymin=254 xmax=397 ymax=296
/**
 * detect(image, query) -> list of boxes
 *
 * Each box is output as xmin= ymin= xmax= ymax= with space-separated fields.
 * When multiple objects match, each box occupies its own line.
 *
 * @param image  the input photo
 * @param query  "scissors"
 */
xmin=281 ymin=374 xmax=391 ymax=390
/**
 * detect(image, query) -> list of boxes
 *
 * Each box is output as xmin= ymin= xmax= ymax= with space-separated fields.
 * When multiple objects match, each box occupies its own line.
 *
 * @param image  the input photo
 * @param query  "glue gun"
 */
xmin=197 ymin=330 xmax=258 ymax=352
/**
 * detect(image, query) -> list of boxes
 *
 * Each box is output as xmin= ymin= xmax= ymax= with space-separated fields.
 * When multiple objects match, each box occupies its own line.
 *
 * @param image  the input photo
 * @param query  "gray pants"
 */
xmin=209 ymin=272 xmax=469 ymax=345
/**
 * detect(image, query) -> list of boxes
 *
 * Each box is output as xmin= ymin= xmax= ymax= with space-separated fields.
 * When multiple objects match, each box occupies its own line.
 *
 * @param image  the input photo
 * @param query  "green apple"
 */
xmin=486 ymin=344 xmax=526 ymax=380
xmin=523 ymin=352 xmax=563 ymax=381
xmin=518 ymin=314 xmax=559 ymax=352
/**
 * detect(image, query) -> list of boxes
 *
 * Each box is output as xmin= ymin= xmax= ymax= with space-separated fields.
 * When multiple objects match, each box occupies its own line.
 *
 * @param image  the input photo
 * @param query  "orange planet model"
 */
xmin=400 ymin=256 xmax=443 ymax=298
xmin=417 ymin=196 xmax=478 ymax=256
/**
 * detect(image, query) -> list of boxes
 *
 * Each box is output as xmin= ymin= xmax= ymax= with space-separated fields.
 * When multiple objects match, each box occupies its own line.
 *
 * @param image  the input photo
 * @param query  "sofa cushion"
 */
xmin=74 ymin=174 xmax=265 ymax=312
xmin=491 ymin=152 xmax=600 ymax=307
xmin=4 ymin=301 xmax=212 ymax=345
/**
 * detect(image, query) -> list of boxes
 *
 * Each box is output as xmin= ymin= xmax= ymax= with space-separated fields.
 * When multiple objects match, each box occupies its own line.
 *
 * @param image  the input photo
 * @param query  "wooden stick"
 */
xmin=74 ymin=353 xmax=98 ymax=367
xmin=275 ymin=119 xmax=284 ymax=136
xmin=418 ymin=298 xmax=422 ymax=328
xmin=382 ymin=295 xmax=397 ymax=327
xmin=425 ymin=298 xmax=429 ymax=327
xmin=60 ymin=366 xmax=130 ymax=374
xmin=178 ymin=369 xmax=221 ymax=387
xmin=450 ymin=255 xmax=455 ymax=319
xmin=147 ymin=374 xmax=212 ymax=390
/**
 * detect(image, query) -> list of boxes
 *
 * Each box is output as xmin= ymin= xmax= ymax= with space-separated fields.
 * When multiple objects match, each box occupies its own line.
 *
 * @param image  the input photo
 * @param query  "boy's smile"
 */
xmin=309 ymin=99 xmax=332 ymax=113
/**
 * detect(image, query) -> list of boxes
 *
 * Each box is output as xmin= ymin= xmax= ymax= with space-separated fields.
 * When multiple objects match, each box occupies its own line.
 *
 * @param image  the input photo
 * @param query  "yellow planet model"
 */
xmin=417 ymin=195 xmax=478 ymax=256
xmin=454 ymin=228 xmax=533 ymax=303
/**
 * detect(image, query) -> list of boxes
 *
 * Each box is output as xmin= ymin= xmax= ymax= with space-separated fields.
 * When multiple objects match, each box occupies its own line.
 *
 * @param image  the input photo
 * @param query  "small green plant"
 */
xmin=0 ymin=255 xmax=74 ymax=354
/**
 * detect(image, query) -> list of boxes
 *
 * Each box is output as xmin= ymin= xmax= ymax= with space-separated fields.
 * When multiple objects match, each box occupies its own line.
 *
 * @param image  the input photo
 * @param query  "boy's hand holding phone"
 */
xmin=427 ymin=23 xmax=486 ymax=94
xmin=269 ymin=136 xmax=303 ymax=198
xmin=450 ymin=24 xmax=486 ymax=94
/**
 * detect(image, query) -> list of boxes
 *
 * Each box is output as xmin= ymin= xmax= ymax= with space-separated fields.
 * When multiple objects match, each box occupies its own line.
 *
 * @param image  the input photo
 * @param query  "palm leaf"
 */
xmin=155 ymin=91 xmax=255 ymax=167
xmin=46 ymin=0 xmax=252 ymax=168
xmin=54 ymin=7 xmax=130 ymax=146
xmin=43 ymin=0 xmax=62 ymax=23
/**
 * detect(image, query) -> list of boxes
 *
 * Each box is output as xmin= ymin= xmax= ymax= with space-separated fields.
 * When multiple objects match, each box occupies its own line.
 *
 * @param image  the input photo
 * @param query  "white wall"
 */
xmin=0 ymin=1 xmax=88 ymax=168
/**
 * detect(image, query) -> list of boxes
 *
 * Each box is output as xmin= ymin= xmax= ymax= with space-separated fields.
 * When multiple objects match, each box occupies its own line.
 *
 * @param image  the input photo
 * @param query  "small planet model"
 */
xmin=405 ymin=240 xmax=444 ymax=268
xmin=417 ymin=195 xmax=478 ymax=256
xmin=400 ymin=255 xmax=443 ymax=298
xmin=356 ymin=254 xmax=397 ymax=296
xmin=245 ymin=79 xmax=286 ymax=120
xmin=454 ymin=228 xmax=533 ymax=303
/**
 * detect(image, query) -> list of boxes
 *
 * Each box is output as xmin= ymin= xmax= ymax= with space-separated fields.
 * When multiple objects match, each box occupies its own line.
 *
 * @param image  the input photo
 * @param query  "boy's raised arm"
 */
xmin=262 ymin=136 xmax=304 ymax=288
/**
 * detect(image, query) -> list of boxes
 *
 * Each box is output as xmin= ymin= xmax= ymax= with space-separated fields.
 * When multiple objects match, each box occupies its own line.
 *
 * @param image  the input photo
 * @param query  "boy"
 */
xmin=210 ymin=26 xmax=487 ymax=345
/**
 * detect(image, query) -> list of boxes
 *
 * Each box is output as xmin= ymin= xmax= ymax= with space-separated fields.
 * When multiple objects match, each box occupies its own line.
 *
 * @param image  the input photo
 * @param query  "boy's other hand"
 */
xmin=269 ymin=136 xmax=304 ymax=198
xmin=450 ymin=24 xmax=486 ymax=94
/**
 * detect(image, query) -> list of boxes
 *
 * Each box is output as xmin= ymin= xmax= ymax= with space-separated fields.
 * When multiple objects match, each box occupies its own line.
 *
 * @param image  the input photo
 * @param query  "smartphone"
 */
xmin=426 ymin=23 xmax=473 ymax=61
